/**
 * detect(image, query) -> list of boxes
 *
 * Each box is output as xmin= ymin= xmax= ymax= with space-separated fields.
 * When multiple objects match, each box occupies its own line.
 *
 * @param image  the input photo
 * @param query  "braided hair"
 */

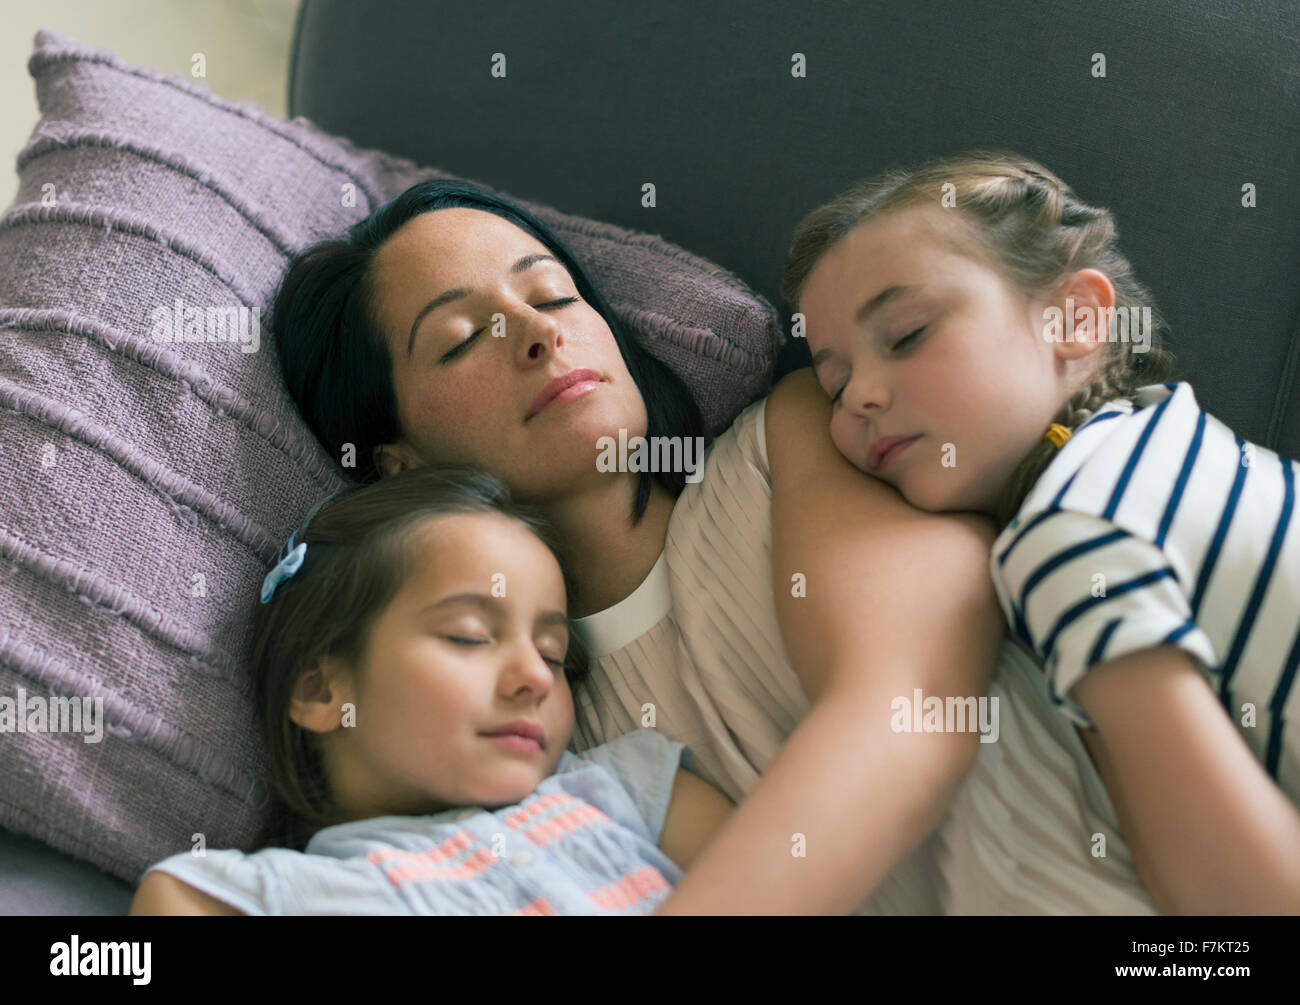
xmin=781 ymin=149 xmax=1179 ymax=527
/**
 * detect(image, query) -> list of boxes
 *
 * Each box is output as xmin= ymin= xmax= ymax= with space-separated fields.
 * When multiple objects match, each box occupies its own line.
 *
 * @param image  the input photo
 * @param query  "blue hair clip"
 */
xmin=259 ymin=490 xmax=341 ymax=605
xmin=260 ymin=536 xmax=308 ymax=604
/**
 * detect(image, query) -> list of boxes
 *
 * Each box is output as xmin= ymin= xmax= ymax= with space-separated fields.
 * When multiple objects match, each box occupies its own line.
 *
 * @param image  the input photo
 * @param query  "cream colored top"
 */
xmin=571 ymin=397 xmax=1156 ymax=915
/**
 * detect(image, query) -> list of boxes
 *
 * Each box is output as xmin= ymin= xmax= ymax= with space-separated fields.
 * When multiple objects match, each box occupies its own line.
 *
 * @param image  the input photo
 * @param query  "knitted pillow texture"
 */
xmin=0 ymin=28 xmax=781 ymax=882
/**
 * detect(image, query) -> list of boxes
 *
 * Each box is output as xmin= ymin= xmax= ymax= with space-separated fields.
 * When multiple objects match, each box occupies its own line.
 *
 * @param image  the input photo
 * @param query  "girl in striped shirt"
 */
xmin=784 ymin=149 xmax=1300 ymax=914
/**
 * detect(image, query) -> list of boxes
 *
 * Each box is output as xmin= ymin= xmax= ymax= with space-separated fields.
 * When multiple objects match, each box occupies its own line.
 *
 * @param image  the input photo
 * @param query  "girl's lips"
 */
xmin=485 ymin=734 xmax=542 ymax=754
xmin=873 ymin=434 xmax=921 ymax=470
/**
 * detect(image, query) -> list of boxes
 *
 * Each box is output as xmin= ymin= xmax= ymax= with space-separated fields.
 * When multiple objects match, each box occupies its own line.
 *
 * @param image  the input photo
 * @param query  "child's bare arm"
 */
xmin=129 ymin=871 xmax=246 ymax=916
xmin=657 ymin=768 xmax=736 ymax=871
xmin=1073 ymin=644 xmax=1300 ymax=915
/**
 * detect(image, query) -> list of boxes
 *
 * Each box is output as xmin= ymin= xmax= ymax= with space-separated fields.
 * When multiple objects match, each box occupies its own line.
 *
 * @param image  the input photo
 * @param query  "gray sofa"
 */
xmin=3 ymin=0 xmax=1296 ymax=915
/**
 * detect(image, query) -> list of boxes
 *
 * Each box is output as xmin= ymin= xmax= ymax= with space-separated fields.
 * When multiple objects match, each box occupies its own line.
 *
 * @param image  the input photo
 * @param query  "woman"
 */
xmin=269 ymin=179 xmax=1142 ymax=913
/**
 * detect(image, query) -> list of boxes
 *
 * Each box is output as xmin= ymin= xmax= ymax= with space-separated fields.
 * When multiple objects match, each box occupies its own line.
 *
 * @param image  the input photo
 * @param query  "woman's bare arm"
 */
xmin=1073 ymin=645 xmax=1300 ymax=914
xmin=653 ymin=368 xmax=1004 ymax=914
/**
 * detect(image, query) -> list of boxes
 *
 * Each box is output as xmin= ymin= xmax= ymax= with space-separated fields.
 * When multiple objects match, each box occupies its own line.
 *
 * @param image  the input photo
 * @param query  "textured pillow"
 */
xmin=0 ymin=28 xmax=781 ymax=884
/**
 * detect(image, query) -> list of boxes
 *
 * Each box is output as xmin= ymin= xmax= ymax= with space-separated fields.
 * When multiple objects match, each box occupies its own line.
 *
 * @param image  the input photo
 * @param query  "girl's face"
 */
xmin=367 ymin=208 xmax=648 ymax=503
xmin=797 ymin=204 xmax=1089 ymax=516
xmin=298 ymin=512 xmax=577 ymax=819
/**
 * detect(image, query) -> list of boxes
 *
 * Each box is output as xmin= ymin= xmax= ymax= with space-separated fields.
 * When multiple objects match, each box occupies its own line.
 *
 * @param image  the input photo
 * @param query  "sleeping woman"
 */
xmin=246 ymin=177 xmax=1155 ymax=914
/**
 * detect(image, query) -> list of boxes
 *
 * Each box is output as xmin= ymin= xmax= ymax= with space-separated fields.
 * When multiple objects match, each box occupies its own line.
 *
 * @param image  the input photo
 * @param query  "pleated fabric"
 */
xmin=571 ymin=398 xmax=1156 ymax=914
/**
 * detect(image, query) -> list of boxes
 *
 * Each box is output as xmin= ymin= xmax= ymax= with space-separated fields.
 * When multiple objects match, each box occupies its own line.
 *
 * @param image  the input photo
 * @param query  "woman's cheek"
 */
xmin=414 ymin=374 xmax=497 ymax=451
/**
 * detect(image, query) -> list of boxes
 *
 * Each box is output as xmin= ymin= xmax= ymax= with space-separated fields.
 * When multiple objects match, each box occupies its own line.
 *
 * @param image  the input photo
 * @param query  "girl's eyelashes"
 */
xmin=828 ymin=325 xmax=927 ymax=406
xmin=438 ymin=297 xmax=581 ymax=364
xmin=444 ymin=636 xmax=566 ymax=669
xmin=892 ymin=325 xmax=926 ymax=352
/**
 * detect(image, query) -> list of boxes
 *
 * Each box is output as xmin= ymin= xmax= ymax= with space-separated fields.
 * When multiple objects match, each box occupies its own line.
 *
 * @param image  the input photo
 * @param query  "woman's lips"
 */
xmin=531 ymin=379 xmax=600 ymax=419
xmin=526 ymin=368 xmax=602 ymax=420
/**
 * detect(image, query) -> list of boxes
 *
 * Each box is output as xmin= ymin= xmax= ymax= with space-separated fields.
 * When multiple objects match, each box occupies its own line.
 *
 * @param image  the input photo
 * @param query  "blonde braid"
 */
xmin=996 ymin=360 xmax=1135 ymax=527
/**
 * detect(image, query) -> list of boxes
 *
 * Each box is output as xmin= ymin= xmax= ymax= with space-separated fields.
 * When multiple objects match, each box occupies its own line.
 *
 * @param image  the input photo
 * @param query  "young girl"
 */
xmin=783 ymin=149 xmax=1300 ymax=914
xmin=130 ymin=464 xmax=733 ymax=915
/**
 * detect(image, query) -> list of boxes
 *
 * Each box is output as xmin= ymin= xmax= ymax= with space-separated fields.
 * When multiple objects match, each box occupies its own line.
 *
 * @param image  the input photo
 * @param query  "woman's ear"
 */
xmin=289 ymin=657 xmax=355 ymax=735
xmin=372 ymin=442 xmax=406 ymax=478
xmin=1043 ymin=268 xmax=1116 ymax=362
xmin=373 ymin=440 xmax=424 ymax=478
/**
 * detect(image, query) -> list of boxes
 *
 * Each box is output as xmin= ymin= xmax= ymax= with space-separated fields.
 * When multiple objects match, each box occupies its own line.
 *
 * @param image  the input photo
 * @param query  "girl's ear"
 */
xmin=1045 ymin=268 xmax=1116 ymax=362
xmin=289 ymin=657 xmax=355 ymax=734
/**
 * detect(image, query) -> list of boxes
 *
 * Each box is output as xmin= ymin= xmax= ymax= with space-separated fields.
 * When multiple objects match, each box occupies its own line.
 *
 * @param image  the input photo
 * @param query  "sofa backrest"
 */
xmin=290 ymin=0 xmax=1300 ymax=456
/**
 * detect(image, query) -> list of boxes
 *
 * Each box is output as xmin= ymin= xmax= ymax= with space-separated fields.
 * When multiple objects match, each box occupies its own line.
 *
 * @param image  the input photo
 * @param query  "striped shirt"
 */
xmin=142 ymin=729 xmax=689 ymax=915
xmin=992 ymin=381 xmax=1300 ymax=806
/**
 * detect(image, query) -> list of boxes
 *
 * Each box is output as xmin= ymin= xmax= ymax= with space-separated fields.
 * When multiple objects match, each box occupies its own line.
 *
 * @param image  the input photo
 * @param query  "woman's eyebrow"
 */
xmin=406 ymin=253 xmax=564 ymax=357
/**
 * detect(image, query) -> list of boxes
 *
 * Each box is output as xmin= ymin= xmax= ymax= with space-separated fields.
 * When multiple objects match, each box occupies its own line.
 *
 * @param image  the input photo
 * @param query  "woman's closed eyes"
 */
xmin=439 ymin=296 xmax=583 ymax=364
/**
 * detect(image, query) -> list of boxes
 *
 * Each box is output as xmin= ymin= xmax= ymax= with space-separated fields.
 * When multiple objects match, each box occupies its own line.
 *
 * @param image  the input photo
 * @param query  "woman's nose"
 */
xmin=517 ymin=307 xmax=563 ymax=361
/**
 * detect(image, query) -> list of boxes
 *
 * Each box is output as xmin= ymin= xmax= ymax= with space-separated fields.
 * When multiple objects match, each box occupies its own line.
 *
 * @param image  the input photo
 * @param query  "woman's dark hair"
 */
xmin=247 ymin=462 xmax=592 ymax=853
xmin=270 ymin=179 xmax=704 ymax=523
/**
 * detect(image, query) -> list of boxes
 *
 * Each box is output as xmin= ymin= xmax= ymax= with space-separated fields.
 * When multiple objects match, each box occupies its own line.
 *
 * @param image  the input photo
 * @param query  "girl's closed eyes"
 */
xmin=787 ymin=148 xmax=1300 ymax=914
xmin=131 ymin=462 xmax=735 ymax=916
xmin=828 ymin=325 xmax=928 ymax=406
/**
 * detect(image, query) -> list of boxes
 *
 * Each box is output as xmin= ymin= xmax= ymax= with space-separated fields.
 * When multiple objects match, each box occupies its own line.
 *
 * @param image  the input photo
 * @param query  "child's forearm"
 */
xmin=653 ymin=676 xmax=977 ymax=915
xmin=1073 ymin=645 xmax=1300 ymax=915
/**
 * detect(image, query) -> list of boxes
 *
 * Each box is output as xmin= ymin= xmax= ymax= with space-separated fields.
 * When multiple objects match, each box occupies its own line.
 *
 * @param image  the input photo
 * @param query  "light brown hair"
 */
xmin=781 ymin=149 xmax=1180 ymax=526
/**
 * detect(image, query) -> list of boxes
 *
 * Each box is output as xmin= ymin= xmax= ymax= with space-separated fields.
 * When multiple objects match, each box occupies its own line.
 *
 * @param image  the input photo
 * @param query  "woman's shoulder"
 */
xmin=703 ymin=392 xmax=769 ymax=477
xmin=675 ymin=368 xmax=821 ymax=500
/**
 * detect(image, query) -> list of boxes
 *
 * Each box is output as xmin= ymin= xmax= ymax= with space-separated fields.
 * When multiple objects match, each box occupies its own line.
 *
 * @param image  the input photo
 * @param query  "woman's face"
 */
xmin=367 ymin=208 xmax=647 ymax=502
xmin=305 ymin=512 xmax=577 ymax=818
xmin=797 ymin=204 xmax=1075 ymax=516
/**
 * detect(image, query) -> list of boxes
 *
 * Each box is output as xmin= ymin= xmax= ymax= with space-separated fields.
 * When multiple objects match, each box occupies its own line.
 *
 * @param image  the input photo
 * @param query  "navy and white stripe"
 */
xmin=991 ymin=381 xmax=1300 ymax=807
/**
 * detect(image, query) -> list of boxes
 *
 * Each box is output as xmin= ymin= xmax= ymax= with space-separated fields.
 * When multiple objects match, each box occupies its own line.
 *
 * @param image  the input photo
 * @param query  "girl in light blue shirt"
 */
xmin=132 ymin=464 xmax=733 ymax=915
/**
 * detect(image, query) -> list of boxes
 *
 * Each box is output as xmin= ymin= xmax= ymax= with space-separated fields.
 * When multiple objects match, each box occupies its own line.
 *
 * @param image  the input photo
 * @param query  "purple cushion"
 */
xmin=0 ymin=28 xmax=780 ymax=884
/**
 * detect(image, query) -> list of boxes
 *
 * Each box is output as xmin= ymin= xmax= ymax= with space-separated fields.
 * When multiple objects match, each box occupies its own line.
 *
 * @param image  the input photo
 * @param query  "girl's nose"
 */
xmin=842 ymin=370 xmax=888 ymax=419
xmin=500 ymin=642 xmax=556 ymax=697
